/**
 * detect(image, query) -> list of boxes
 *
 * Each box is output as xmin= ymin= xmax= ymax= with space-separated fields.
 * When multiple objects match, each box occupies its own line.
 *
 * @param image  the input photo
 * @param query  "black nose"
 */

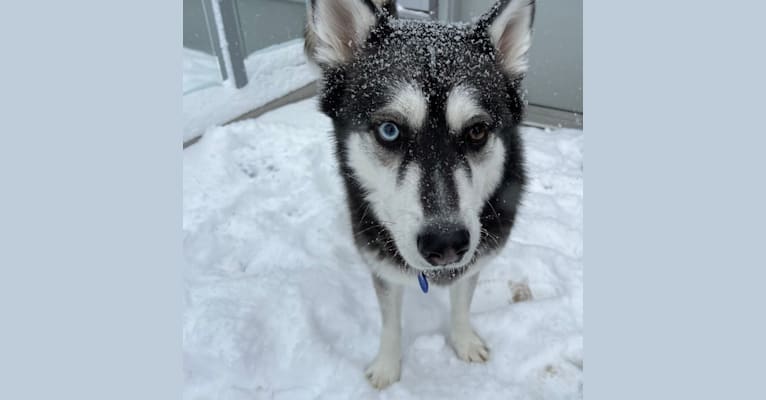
xmin=417 ymin=225 xmax=470 ymax=266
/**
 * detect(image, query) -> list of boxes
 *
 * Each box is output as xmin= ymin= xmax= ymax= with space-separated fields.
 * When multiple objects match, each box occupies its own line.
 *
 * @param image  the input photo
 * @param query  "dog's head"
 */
xmin=306 ymin=0 xmax=533 ymax=274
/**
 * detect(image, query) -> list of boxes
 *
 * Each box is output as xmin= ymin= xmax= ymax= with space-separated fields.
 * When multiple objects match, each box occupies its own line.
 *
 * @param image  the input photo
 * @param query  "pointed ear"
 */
xmin=304 ymin=0 xmax=381 ymax=67
xmin=482 ymin=0 xmax=535 ymax=77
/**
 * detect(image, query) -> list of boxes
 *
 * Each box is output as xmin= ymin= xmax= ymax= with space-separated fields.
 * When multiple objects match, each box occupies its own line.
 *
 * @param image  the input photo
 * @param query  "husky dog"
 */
xmin=305 ymin=0 xmax=534 ymax=389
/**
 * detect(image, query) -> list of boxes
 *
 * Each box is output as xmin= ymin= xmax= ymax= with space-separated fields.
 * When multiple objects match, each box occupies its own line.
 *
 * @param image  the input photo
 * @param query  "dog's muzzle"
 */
xmin=416 ymin=223 xmax=470 ymax=266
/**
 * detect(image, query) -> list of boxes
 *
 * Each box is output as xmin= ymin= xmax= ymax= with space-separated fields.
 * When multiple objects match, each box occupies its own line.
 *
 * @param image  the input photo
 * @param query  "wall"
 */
xmin=183 ymin=0 xmax=306 ymax=57
xmin=454 ymin=0 xmax=582 ymax=113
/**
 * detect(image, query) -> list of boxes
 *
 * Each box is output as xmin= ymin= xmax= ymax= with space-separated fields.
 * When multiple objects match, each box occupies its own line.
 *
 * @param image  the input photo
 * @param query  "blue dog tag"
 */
xmin=418 ymin=272 xmax=429 ymax=293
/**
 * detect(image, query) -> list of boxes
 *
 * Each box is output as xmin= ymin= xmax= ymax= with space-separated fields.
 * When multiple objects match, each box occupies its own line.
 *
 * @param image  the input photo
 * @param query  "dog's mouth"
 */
xmin=401 ymin=244 xmax=477 ymax=272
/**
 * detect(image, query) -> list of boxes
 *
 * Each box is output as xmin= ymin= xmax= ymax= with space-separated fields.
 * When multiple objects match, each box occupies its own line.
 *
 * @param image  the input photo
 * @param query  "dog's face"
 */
xmin=306 ymin=0 xmax=533 ymax=277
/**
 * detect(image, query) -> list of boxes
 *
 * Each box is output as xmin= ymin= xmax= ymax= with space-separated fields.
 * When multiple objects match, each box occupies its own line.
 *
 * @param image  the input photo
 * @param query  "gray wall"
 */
xmin=454 ymin=0 xmax=582 ymax=113
xmin=183 ymin=0 xmax=214 ymax=54
xmin=183 ymin=0 xmax=306 ymax=57
xmin=237 ymin=0 xmax=306 ymax=55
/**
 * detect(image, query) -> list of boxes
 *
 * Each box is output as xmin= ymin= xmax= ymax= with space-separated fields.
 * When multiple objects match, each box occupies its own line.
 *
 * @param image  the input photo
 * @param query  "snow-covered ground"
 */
xmin=183 ymin=40 xmax=318 ymax=142
xmin=183 ymin=98 xmax=583 ymax=399
xmin=183 ymin=48 xmax=224 ymax=95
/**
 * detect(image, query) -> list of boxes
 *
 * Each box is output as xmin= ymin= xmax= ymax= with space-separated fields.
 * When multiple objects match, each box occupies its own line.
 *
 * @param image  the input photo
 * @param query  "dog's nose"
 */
xmin=417 ymin=226 xmax=470 ymax=266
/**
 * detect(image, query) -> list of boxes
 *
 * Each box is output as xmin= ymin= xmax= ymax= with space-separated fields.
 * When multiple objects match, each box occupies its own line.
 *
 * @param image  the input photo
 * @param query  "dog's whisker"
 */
xmin=357 ymin=203 xmax=371 ymax=225
xmin=354 ymin=225 xmax=383 ymax=237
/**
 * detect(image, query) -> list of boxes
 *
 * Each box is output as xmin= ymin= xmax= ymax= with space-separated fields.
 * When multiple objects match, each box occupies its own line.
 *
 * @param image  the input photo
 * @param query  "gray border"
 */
xmin=0 ymin=1 xmax=181 ymax=399
xmin=586 ymin=1 xmax=766 ymax=399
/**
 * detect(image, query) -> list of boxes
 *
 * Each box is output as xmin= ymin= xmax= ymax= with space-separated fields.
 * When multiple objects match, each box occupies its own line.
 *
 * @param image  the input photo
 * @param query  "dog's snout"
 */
xmin=417 ymin=225 xmax=470 ymax=266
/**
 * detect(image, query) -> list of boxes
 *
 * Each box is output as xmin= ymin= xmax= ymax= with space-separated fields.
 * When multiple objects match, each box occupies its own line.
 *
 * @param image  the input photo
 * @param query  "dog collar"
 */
xmin=418 ymin=272 xmax=429 ymax=293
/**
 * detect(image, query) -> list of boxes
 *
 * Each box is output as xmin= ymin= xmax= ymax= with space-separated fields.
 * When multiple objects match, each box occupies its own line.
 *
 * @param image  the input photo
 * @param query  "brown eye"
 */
xmin=465 ymin=124 xmax=490 ymax=148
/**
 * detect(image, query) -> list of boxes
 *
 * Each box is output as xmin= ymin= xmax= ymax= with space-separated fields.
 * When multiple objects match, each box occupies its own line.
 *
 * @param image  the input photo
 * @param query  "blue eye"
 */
xmin=376 ymin=122 xmax=400 ymax=142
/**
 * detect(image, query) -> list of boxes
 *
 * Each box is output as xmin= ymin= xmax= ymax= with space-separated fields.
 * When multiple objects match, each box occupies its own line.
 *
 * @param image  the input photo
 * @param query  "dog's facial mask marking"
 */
xmin=377 ymin=82 xmax=428 ymax=131
xmin=446 ymin=84 xmax=491 ymax=134
xmin=346 ymin=83 xmax=507 ymax=272
xmin=345 ymin=130 xmax=427 ymax=268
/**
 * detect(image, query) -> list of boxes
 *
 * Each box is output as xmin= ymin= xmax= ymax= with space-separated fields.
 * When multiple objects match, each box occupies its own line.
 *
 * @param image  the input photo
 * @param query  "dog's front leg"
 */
xmin=365 ymin=274 xmax=402 ymax=389
xmin=449 ymin=272 xmax=489 ymax=362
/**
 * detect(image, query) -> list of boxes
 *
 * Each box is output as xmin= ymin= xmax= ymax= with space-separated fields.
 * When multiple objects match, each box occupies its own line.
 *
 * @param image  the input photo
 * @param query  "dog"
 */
xmin=304 ymin=0 xmax=534 ymax=389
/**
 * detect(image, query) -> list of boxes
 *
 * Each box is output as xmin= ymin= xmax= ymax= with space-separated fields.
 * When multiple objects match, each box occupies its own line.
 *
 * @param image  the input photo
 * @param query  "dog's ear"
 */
xmin=479 ymin=0 xmax=535 ymax=77
xmin=304 ymin=0 xmax=382 ymax=68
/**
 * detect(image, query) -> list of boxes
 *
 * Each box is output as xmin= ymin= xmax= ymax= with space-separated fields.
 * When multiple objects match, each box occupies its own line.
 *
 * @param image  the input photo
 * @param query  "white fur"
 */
xmin=345 ymin=133 xmax=428 ymax=270
xmin=365 ymin=349 xmax=401 ymax=389
xmin=309 ymin=0 xmax=377 ymax=66
xmin=365 ymin=277 xmax=403 ymax=389
xmin=488 ymin=0 xmax=534 ymax=76
xmin=361 ymin=251 xmax=413 ymax=286
xmin=450 ymin=274 xmax=489 ymax=362
xmin=445 ymin=84 xmax=488 ymax=133
xmin=383 ymin=82 xmax=428 ymax=129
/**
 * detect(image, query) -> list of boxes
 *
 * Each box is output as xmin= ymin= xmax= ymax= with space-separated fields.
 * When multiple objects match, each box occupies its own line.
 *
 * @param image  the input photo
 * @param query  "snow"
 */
xmin=183 ymin=40 xmax=319 ymax=142
xmin=183 ymin=48 xmax=223 ymax=95
xmin=183 ymin=98 xmax=583 ymax=399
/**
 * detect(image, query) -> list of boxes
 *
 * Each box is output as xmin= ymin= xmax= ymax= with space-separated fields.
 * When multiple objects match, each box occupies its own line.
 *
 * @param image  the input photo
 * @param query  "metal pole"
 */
xmin=202 ymin=0 xmax=248 ymax=89
xmin=429 ymin=0 xmax=439 ymax=20
xmin=201 ymin=0 xmax=228 ymax=81
xmin=217 ymin=0 xmax=248 ymax=88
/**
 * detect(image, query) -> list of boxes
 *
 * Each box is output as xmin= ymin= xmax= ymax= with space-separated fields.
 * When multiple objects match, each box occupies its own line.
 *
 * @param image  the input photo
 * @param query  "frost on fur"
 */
xmin=486 ymin=0 xmax=535 ymax=76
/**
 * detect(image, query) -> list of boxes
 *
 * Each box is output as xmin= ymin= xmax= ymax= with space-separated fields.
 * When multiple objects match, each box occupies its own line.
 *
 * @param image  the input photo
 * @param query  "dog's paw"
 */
xmin=365 ymin=355 xmax=401 ymax=390
xmin=451 ymin=329 xmax=490 ymax=363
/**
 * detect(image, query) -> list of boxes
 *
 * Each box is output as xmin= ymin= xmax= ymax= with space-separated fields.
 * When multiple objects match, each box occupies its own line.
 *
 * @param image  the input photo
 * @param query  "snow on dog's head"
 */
xmin=307 ymin=0 xmax=531 ymax=277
